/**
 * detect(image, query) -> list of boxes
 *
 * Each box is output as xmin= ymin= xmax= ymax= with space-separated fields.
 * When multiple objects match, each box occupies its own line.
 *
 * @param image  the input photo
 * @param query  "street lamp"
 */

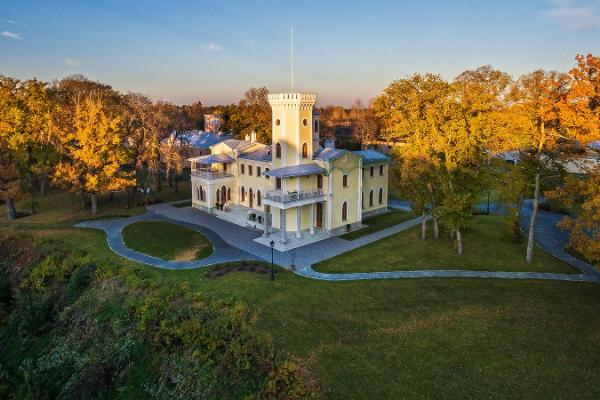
xmin=269 ymin=240 xmax=275 ymax=281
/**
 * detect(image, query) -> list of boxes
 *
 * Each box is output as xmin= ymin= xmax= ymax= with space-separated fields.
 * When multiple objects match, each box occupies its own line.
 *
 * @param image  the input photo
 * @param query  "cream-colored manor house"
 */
xmin=189 ymin=92 xmax=390 ymax=251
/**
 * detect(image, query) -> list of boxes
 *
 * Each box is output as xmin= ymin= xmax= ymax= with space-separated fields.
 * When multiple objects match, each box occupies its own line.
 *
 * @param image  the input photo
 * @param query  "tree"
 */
xmin=230 ymin=87 xmax=271 ymax=143
xmin=354 ymin=100 xmax=379 ymax=149
xmin=160 ymin=132 xmax=185 ymax=193
xmin=511 ymin=70 xmax=568 ymax=263
xmin=53 ymin=93 xmax=134 ymax=215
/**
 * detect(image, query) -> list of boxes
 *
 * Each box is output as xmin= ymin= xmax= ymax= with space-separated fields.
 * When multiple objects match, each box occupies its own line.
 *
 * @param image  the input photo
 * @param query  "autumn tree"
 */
xmin=160 ymin=132 xmax=185 ymax=193
xmin=230 ymin=87 xmax=271 ymax=143
xmin=53 ymin=93 xmax=133 ymax=215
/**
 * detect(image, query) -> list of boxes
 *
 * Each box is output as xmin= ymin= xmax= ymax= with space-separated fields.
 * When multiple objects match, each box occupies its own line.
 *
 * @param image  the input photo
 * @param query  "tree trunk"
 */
xmin=456 ymin=229 xmax=463 ymax=255
xmin=80 ymin=189 xmax=86 ymax=210
xmin=91 ymin=192 xmax=98 ymax=215
xmin=526 ymin=173 xmax=541 ymax=264
xmin=127 ymin=186 xmax=133 ymax=208
xmin=6 ymin=197 xmax=16 ymax=221
xmin=421 ymin=211 xmax=427 ymax=240
xmin=513 ymin=193 xmax=524 ymax=238
xmin=40 ymin=174 xmax=48 ymax=196
xmin=27 ymin=172 xmax=36 ymax=215
xmin=174 ymin=175 xmax=179 ymax=193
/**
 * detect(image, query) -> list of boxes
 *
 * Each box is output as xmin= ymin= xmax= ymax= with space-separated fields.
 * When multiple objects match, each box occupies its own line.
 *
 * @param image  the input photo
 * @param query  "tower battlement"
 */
xmin=268 ymin=92 xmax=317 ymax=104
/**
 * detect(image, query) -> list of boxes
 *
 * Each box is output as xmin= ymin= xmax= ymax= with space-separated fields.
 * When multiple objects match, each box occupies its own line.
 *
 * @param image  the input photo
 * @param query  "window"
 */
xmin=302 ymin=143 xmax=308 ymax=158
xmin=265 ymin=168 xmax=270 ymax=179
xmin=317 ymin=174 xmax=323 ymax=189
xmin=276 ymin=177 xmax=282 ymax=190
xmin=257 ymin=166 xmax=261 ymax=177
xmin=227 ymin=187 xmax=231 ymax=201
xmin=343 ymin=174 xmax=348 ymax=187
xmin=241 ymin=164 xmax=245 ymax=174
xmin=379 ymin=188 xmax=383 ymax=204
xmin=241 ymin=186 xmax=246 ymax=202
xmin=216 ymin=189 xmax=220 ymax=202
xmin=197 ymin=187 xmax=201 ymax=201
xmin=379 ymin=165 xmax=384 ymax=176
xmin=315 ymin=120 xmax=319 ymax=132
xmin=248 ymin=165 xmax=253 ymax=176
xmin=369 ymin=190 xmax=374 ymax=206
xmin=275 ymin=119 xmax=281 ymax=126
xmin=303 ymin=118 xmax=308 ymax=126
xmin=342 ymin=201 xmax=348 ymax=221
xmin=223 ymin=163 xmax=228 ymax=173
xmin=361 ymin=191 xmax=364 ymax=209
xmin=257 ymin=190 xmax=262 ymax=206
xmin=370 ymin=166 xmax=374 ymax=177
xmin=276 ymin=143 xmax=281 ymax=158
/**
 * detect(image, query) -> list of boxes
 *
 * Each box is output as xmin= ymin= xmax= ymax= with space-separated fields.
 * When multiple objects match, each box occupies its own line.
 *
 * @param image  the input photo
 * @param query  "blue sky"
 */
xmin=1 ymin=0 xmax=600 ymax=105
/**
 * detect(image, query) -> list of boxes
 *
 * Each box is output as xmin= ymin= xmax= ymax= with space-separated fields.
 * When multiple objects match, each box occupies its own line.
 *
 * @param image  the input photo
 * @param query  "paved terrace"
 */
xmin=76 ymin=201 xmax=600 ymax=283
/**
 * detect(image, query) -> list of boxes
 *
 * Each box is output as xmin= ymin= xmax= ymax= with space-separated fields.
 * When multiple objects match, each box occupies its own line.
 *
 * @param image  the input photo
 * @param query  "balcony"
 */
xmin=264 ymin=189 xmax=326 ymax=208
xmin=191 ymin=168 xmax=233 ymax=180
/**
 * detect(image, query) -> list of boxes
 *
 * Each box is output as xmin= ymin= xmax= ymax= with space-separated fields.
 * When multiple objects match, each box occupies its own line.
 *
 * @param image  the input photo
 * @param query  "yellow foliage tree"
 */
xmin=53 ymin=93 xmax=134 ymax=214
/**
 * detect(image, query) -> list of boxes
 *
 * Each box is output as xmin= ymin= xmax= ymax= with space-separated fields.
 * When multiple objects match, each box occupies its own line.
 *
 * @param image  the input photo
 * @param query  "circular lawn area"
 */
xmin=122 ymin=221 xmax=213 ymax=261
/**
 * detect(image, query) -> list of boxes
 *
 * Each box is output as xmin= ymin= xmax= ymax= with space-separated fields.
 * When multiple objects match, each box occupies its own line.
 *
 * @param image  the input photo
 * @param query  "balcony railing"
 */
xmin=191 ymin=168 xmax=233 ymax=180
xmin=265 ymin=189 xmax=325 ymax=204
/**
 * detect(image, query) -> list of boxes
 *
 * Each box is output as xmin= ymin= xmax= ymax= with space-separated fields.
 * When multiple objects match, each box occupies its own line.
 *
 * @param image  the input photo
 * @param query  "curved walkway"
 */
xmin=76 ymin=212 xmax=259 ymax=269
xmin=77 ymin=202 xmax=600 ymax=283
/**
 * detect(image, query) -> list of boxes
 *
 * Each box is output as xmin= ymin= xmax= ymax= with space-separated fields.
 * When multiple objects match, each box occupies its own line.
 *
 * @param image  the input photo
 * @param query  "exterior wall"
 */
xmin=362 ymin=163 xmax=388 ymax=214
xmin=236 ymin=159 xmax=272 ymax=211
xmin=328 ymin=153 xmax=362 ymax=230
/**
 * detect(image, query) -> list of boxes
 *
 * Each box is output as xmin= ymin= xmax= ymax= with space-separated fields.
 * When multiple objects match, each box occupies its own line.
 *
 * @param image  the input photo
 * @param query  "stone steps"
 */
xmin=254 ymin=230 xmax=331 ymax=252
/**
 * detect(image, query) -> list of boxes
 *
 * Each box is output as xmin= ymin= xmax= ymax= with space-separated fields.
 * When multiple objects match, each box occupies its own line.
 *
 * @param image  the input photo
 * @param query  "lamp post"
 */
xmin=269 ymin=240 xmax=275 ymax=281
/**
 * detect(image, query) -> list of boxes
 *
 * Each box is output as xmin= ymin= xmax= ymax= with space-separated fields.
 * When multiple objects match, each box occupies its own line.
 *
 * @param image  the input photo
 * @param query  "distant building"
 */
xmin=204 ymin=114 xmax=222 ymax=133
xmin=163 ymin=130 xmax=231 ymax=167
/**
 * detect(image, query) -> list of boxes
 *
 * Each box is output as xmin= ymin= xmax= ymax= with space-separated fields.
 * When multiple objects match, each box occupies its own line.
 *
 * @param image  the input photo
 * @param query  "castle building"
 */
xmin=189 ymin=92 xmax=389 ymax=251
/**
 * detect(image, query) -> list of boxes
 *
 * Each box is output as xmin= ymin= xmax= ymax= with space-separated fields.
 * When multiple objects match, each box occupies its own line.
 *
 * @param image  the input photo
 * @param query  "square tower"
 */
xmin=268 ymin=93 xmax=317 ymax=170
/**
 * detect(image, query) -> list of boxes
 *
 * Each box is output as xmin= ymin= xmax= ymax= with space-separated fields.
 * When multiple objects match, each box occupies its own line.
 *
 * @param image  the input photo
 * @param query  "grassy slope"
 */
xmin=2 ymin=190 xmax=600 ymax=399
xmin=340 ymin=209 xmax=415 ymax=240
xmin=315 ymin=215 xmax=577 ymax=274
xmin=122 ymin=221 xmax=213 ymax=261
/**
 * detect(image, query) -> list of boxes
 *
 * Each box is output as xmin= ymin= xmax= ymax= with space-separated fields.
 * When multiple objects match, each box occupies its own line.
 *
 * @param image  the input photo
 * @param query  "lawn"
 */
xmin=122 ymin=221 xmax=213 ymax=261
xmin=315 ymin=215 xmax=577 ymax=274
xmin=341 ymin=209 xmax=415 ymax=240
xmin=2 ymin=190 xmax=599 ymax=399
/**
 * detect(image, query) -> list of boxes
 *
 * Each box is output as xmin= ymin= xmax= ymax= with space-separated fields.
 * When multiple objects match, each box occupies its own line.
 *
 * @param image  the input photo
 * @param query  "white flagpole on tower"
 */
xmin=290 ymin=25 xmax=294 ymax=91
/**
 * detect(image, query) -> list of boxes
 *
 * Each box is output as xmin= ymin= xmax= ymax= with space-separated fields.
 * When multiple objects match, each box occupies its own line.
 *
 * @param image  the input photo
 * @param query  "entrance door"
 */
xmin=316 ymin=202 xmax=323 ymax=228
xmin=221 ymin=186 xmax=226 ymax=205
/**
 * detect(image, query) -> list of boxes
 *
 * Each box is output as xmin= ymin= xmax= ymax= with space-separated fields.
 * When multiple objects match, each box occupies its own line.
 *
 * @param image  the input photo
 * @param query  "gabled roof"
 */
xmin=264 ymin=163 xmax=325 ymax=178
xmin=238 ymin=145 xmax=272 ymax=162
xmin=313 ymin=147 xmax=348 ymax=162
xmin=188 ymin=132 xmax=231 ymax=148
xmin=218 ymin=139 xmax=256 ymax=152
xmin=188 ymin=153 xmax=234 ymax=164
xmin=352 ymin=150 xmax=391 ymax=164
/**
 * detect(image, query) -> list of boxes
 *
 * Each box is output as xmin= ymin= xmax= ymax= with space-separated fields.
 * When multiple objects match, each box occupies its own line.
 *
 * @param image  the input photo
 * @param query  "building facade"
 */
xmin=189 ymin=92 xmax=389 ymax=251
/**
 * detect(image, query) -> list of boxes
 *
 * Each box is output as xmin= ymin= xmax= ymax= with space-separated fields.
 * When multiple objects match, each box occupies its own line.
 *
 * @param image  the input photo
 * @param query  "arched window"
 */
xmin=199 ymin=185 xmax=204 ymax=201
xmin=221 ymin=185 xmax=227 ymax=204
xmin=302 ymin=143 xmax=308 ymax=158
xmin=249 ymin=188 xmax=254 ymax=208
xmin=370 ymin=166 xmax=374 ymax=177
xmin=257 ymin=190 xmax=262 ymax=206
xmin=276 ymin=143 xmax=281 ymax=158
xmin=342 ymin=201 xmax=348 ymax=221
xmin=369 ymin=190 xmax=374 ymax=206
xmin=216 ymin=189 xmax=220 ymax=203
xmin=361 ymin=191 xmax=364 ymax=209
xmin=379 ymin=188 xmax=383 ymax=204
xmin=379 ymin=165 xmax=384 ymax=176
xmin=196 ymin=187 xmax=201 ymax=201
xmin=227 ymin=187 xmax=231 ymax=201
xmin=241 ymin=186 xmax=246 ymax=202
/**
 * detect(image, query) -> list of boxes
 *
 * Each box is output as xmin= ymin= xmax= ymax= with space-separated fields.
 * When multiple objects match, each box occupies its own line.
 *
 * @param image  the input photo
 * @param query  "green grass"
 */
xmin=122 ymin=221 xmax=212 ymax=261
xmin=171 ymin=200 xmax=192 ymax=208
xmin=316 ymin=215 xmax=577 ymax=274
xmin=341 ymin=209 xmax=415 ymax=240
xmin=3 ymin=189 xmax=600 ymax=399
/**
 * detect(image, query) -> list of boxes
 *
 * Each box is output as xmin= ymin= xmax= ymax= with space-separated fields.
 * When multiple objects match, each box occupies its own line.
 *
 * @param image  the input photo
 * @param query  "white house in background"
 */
xmin=189 ymin=92 xmax=390 ymax=251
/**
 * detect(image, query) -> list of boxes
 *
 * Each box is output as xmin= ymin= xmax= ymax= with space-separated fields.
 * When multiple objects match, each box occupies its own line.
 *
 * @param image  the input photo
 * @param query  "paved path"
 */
xmin=77 ymin=202 xmax=600 ymax=283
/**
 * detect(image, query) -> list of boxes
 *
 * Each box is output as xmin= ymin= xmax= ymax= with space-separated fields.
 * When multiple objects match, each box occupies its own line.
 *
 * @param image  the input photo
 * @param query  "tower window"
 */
xmin=343 ymin=174 xmax=349 ymax=187
xmin=303 ymin=118 xmax=308 ymax=126
xmin=380 ymin=165 xmax=384 ymax=176
xmin=302 ymin=143 xmax=308 ymax=158
xmin=276 ymin=143 xmax=281 ymax=158
xmin=370 ymin=166 xmax=374 ymax=177
xmin=275 ymin=119 xmax=281 ymax=126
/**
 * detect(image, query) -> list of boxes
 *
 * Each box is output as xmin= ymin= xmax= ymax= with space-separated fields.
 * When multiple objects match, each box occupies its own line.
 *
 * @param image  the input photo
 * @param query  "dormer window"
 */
xmin=302 ymin=143 xmax=308 ymax=158
xmin=276 ymin=143 xmax=281 ymax=158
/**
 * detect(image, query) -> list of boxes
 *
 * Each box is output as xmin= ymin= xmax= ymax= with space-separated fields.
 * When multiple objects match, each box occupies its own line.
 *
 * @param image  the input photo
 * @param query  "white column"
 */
xmin=207 ymin=182 xmax=214 ymax=211
xmin=280 ymin=208 xmax=287 ymax=243
xmin=295 ymin=206 xmax=302 ymax=238
xmin=263 ymin=205 xmax=270 ymax=237
xmin=310 ymin=203 xmax=315 ymax=235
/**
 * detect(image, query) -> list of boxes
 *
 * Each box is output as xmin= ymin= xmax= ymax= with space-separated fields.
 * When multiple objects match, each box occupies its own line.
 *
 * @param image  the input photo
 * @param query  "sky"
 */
xmin=1 ymin=0 xmax=600 ymax=106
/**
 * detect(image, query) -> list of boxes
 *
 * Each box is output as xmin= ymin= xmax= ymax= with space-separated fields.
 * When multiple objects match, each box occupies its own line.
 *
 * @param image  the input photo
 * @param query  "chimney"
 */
xmin=324 ymin=138 xmax=335 ymax=149
xmin=245 ymin=133 xmax=250 ymax=141
xmin=250 ymin=131 xmax=257 ymax=142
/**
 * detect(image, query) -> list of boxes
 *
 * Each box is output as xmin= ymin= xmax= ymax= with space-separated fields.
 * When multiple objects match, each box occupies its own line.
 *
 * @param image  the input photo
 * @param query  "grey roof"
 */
xmin=313 ymin=147 xmax=348 ymax=162
xmin=238 ymin=145 xmax=272 ymax=162
xmin=172 ymin=130 xmax=230 ymax=149
xmin=188 ymin=153 xmax=234 ymax=164
xmin=220 ymin=139 xmax=256 ymax=151
xmin=264 ymin=163 xmax=325 ymax=178
xmin=352 ymin=150 xmax=391 ymax=164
